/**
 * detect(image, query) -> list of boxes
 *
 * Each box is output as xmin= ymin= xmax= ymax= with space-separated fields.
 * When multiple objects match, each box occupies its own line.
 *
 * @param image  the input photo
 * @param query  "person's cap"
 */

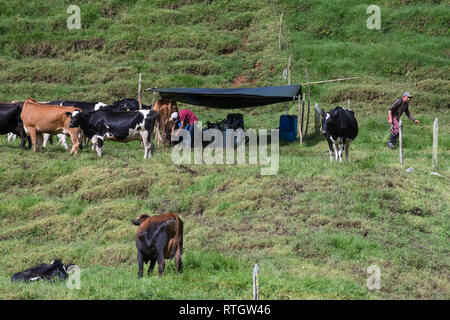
xmin=403 ymin=92 xmax=412 ymax=98
xmin=171 ymin=112 xmax=178 ymax=120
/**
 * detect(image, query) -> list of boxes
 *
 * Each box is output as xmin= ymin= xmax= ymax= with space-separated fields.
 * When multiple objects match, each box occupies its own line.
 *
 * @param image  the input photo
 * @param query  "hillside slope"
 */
xmin=0 ymin=0 xmax=448 ymax=299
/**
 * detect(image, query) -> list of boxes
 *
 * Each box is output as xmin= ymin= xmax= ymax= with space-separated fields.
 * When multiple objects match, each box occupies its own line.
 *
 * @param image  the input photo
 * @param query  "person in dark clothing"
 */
xmin=387 ymin=92 xmax=420 ymax=149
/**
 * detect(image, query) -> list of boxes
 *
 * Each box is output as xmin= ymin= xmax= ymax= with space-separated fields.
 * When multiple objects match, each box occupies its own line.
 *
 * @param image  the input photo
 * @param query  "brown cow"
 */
xmin=21 ymin=98 xmax=82 ymax=154
xmin=131 ymin=213 xmax=183 ymax=278
xmin=152 ymin=99 xmax=178 ymax=148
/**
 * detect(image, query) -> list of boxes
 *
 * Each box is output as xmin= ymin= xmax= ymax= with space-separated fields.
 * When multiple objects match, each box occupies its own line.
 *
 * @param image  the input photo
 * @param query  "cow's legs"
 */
xmin=68 ymin=129 xmax=80 ymax=155
xmin=36 ymin=133 xmax=43 ymax=152
xmin=157 ymin=254 xmax=165 ymax=276
xmin=137 ymin=251 xmax=144 ymax=278
xmin=147 ymin=258 xmax=156 ymax=277
xmin=19 ymin=126 xmax=30 ymax=150
xmin=141 ymin=130 xmax=154 ymax=159
xmin=42 ymin=133 xmax=50 ymax=148
xmin=96 ymin=138 xmax=103 ymax=157
xmin=332 ymin=143 xmax=339 ymax=162
xmin=58 ymin=134 xmax=69 ymax=150
xmin=175 ymin=226 xmax=183 ymax=274
xmin=7 ymin=133 xmax=16 ymax=143
xmin=338 ymin=141 xmax=344 ymax=163
xmin=345 ymin=139 xmax=351 ymax=161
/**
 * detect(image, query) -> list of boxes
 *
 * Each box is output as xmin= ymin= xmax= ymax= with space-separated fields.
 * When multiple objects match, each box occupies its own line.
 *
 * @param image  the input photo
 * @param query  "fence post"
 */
xmin=138 ymin=73 xmax=142 ymax=110
xmin=286 ymin=56 xmax=291 ymax=115
xmin=298 ymin=95 xmax=303 ymax=144
xmin=305 ymin=69 xmax=311 ymax=137
xmin=253 ymin=264 xmax=259 ymax=300
xmin=399 ymin=119 xmax=403 ymax=164
xmin=278 ymin=13 xmax=283 ymax=50
xmin=433 ymin=118 xmax=438 ymax=169
xmin=314 ymin=103 xmax=320 ymax=135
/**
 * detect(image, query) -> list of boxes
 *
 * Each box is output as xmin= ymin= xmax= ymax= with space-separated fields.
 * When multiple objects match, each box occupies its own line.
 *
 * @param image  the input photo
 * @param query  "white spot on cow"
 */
xmin=94 ymin=102 xmax=107 ymax=111
xmin=30 ymin=276 xmax=41 ymax=281
xmin=72 ymin=110 xmax=80 ymax=117
xmin=326 ymin=113 xmax=330 ymax=120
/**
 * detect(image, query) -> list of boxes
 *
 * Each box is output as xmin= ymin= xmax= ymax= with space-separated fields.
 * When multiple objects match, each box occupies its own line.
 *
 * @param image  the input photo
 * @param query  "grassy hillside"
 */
xmin=0 ymin=0 xmax=449 ymax=299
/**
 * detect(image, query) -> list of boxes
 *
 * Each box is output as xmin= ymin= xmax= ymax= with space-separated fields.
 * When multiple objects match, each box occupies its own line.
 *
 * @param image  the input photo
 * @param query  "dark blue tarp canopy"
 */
xmin=146 ymin=85 xmax=302 ymax=109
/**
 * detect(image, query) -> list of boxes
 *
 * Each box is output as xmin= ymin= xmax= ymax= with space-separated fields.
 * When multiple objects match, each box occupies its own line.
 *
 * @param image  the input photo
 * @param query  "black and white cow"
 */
xmin=69 ymin=109 xmax=157 ymax=158
xmin=11 ymin=259 xmax=73 ymax=282
xmin=0 ymin=103 xmax=31 ymax=149
xmin=95 ymin=99 xmax=152 ymax=112
xmin=320 ymin=106 xmax=358 ymax=162
xmin=113 ymin=98 xmax=152 ymax=111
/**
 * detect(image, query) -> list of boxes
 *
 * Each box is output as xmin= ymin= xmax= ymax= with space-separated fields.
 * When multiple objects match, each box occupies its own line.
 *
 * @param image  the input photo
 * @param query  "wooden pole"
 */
xmin=298 ymin=95 xmax=303 ymax=144
xmin=399 ymin=119 xmax=403 ymax=164
xmin=301 ymin=93 xmax=305 ymax=137
xmin=300 ymin=77 xmax=360 ymax=86
xmin=138 ymin=73 xmax=142 ymax=110
xmin=151 ymin=87 xmax=157 ymax=107
xmin=253 ymin=264 xmax=259 ymax=300
xmin=286 ymin=56 xmax=291 ymax=115
xmin=314 ymin=102 xmax=320 ymax=135
xmin=278 ymin=13 xmax=283 ymax=50
xmin=433 ymin=118 xmax=438 ymax=169
xmin=305 ymin=69 xmax=311 ymax=137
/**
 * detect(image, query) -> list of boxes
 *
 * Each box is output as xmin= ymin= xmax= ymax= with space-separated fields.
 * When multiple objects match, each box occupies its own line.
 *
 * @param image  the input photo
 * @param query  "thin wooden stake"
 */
xmin=286 ymin=56 xmax=291 ymax=115
xmin=151 ymin=87 xmax=157 ymax=107
xmin=253 ymin=264 xmax=259 ymax=300
xmin=298 ymin=95 xmax=303 ymax=144
xmin=305 ymin=69 xmax=311 ymax=137
xmin=399 ymin=119 xmax=403 ymax=164
xmin=301 ymin=93 xmax=305 ymax=137
xmin=138 ymin=73 xmax=142 ymax=110
xmin=278 ymin=13 xmax=283 ymax=50
xmin=314 ymin=103 xmax=320 ymax=135
xmin=300 ymin=77 xmax=360 ymax=86
xmin=433 ymin=118 xmax=438 ymax=169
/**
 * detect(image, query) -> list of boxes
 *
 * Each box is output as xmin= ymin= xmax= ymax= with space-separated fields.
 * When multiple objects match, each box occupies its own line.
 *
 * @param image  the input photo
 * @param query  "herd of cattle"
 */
xmin=0 ymin=97 xmax=179 ymax=158
xmin=3 ymin=98 xmax=358 ymax=281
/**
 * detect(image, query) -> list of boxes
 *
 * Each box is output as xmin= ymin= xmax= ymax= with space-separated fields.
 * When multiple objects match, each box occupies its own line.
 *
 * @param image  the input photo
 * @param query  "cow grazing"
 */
xmin=21 ymin=98 xmax=82 ymax=154
xmin=152 ymin=99 xmax=178 ymax=148
xmin=320 ymin=106 xmax=358 ymax=162
xmin=11 ymin=259 xmax=73 ymax=282
xmin=69 ymin=109 xmax=157 ymax=158
xmin=131 ymin=213 xmax=184 ymax=277
xmin=0 ymin=103 xmax=31 ymax=149
xmin=49 ymin=100 xmax=106 ymax=149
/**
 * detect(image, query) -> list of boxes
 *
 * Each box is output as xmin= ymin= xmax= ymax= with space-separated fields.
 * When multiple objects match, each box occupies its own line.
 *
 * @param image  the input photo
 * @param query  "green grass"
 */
xmin=0 ymin=0 xmax=449 ymax=299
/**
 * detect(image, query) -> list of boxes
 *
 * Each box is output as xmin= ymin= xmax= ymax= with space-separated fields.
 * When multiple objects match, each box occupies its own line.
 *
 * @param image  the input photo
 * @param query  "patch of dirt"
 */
xmin=72 ymin=38 xmax=105 ymax=51
xmin=231 ymin=74 xmax=257 ymax=86
xmin=177 ymin=164 xmax=198 ymax=176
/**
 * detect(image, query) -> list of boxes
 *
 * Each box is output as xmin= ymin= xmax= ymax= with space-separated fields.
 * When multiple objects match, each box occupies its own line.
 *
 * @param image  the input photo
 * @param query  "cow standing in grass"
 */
xmin=320 ymin=106 xmax=358 ymax=162
xmin=152 ymin=99 xmax=178 ymax=148
xmin=21 ymin=98 xmax=82 ymax=154
xmin=132 ymin=213 xmax=184 ymax=278
xmin=0 ymin=102 xmax=31 ymax=149
xmin=68 ymin=109 xmax=157 ymax=159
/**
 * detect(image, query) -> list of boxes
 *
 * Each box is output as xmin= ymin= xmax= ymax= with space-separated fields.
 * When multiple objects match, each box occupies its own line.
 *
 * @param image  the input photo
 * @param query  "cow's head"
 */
xmin=68 ymin=110 xmax=83 ymax=128
xmin=320 ymin=109 xmax=332 ymax=135
xmin=132 ymin=214 xmax=150 ymax=226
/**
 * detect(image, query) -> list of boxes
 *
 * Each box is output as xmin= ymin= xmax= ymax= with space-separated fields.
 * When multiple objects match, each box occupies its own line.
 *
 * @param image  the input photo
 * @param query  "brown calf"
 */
xmin=152 ymin=99 xmax=178 ymax=148
xmin=132 ymin=213 xmax=183 ymax=277
xmin=21 ymin=98 xmax=81 ymax=154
